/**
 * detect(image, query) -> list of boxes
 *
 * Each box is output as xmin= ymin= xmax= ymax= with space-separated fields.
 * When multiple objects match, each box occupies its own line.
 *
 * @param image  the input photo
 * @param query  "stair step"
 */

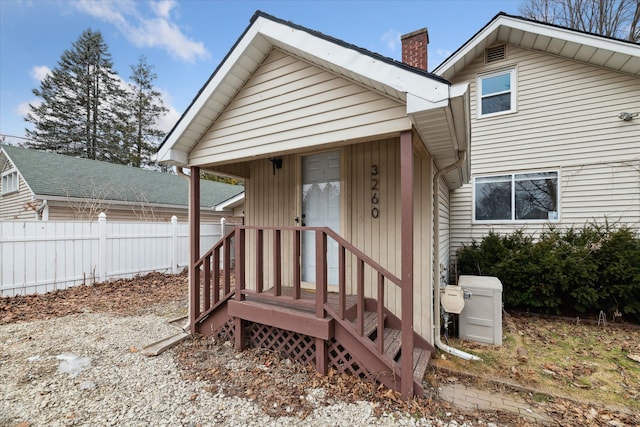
xmin=382 ymin=328 xmax=402 ymax=359
xmin=360 ymin=311 xmax=385 ymax=338
xmin=412 ymin=348 xmax=431 ymax=379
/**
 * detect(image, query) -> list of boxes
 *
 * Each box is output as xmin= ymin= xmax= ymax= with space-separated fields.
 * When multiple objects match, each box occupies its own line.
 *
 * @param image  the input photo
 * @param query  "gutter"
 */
xmin=432 ymin=150 xmax=481 ymax=361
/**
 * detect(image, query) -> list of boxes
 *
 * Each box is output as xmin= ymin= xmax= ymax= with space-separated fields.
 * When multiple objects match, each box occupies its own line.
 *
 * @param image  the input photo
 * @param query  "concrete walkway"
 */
xmin=439 ymin=383 xmax=549 ymax=424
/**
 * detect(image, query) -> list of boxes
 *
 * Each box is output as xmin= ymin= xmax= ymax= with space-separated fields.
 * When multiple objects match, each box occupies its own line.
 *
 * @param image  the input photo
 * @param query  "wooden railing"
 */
xmin=191 ymin=228 xmax=236 ymax=326
xmin=191 ymin=225 xmax=413 ymax=393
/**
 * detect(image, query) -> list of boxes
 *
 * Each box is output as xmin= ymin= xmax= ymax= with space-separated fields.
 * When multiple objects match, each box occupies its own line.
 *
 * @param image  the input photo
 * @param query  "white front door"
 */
xmin=301 ymin=151 xmax=340 ymax=285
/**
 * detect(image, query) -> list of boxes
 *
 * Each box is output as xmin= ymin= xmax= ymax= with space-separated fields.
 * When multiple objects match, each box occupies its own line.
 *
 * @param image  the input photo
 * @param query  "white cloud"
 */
xmin=31 ymin=65 xmax=51 ymax=82
xmin=156 ymin=89 xmax=180 ymax=134
xmin=73 ymin=0 xmax=209 ymax=63
xmin=17 ymin=99 xmax=38 ymax=118
xmin=381 ymin=29 xmax=401 ymax=51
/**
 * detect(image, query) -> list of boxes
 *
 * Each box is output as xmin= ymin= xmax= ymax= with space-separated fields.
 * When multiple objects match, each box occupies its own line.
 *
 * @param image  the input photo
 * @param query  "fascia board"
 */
xmin=157 ymin=23 xmax=266 ymax=164
xmin=215 ymin=192 xmax=245 ymax=211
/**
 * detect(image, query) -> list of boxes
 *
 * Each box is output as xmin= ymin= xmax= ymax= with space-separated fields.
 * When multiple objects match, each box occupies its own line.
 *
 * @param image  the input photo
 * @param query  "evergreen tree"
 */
xmin=25 ymin=29 xmax=128 ymax=162
xmin=124 ymin=56 xmax=168 ymax=168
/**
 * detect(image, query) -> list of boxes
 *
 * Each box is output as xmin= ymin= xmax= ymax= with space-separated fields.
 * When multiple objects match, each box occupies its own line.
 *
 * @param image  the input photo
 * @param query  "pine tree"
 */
xmin=124 ymin=56 xmax=168 ymax=168
xmin=25 ymin=29 xmax=128 ymax=161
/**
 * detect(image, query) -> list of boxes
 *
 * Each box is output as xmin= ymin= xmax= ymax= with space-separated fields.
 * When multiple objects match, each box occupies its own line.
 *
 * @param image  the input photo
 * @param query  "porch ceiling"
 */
xmin=158 ymin=11 xmax=470 ymax=190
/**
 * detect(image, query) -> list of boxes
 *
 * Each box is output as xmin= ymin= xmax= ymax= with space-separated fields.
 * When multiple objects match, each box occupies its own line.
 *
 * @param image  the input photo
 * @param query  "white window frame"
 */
xmin=1 ymin=168 xmax=19 ymax=195
xmin=472 ymin=170 xmax=560 ymax=223
xmin=477 ymin=67 xmax=517 ymax=118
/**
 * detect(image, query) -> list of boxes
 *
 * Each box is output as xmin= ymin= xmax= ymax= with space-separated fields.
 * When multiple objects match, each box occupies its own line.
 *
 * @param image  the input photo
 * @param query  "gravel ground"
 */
xmin=1 ymin=310 xmax=478 ymax=427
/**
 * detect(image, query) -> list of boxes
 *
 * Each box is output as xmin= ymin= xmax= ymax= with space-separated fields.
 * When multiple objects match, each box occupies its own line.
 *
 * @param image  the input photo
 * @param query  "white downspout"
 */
xmin=176 ymin=166 xmax=192 ymax=333
xmin=433 ymin=150 xmax=481 ymax=361
xmin=36 ymin=199 xmax=48 ymax=221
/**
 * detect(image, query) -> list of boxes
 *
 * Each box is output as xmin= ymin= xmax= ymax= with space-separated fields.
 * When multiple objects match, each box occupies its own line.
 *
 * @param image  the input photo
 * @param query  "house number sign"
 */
xmin=371 ymin=164 xmax=380 ymax=218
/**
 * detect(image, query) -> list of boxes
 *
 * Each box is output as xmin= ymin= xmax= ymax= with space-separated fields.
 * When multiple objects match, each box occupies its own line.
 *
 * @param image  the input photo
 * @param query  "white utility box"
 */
xmin=458 ymin=275 xmax=503 ymax=346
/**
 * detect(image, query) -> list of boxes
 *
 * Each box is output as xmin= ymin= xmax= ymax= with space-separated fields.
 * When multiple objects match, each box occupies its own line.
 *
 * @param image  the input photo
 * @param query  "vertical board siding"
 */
xmin=190 ymin=49 xmax=410 ymax=166
xmin=345 ymin=138 xmax=433 ymax=338
xmin=244 ymin=154 xmax=298 ymax=290
xmin=449 ymin=44 xmax=640 ymax=271
xmin=0 ymin=220 xmax=222 ymax=297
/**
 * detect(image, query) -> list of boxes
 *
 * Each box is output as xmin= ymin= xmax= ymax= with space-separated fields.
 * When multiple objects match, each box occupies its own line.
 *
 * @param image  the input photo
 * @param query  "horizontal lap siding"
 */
xmin=190 ymin=49 xmax=410 ymax=165
xmin=0 ymin=177 xmax=35 ymax=220
xmin=449 ymin=45 xmax=640 ymax=269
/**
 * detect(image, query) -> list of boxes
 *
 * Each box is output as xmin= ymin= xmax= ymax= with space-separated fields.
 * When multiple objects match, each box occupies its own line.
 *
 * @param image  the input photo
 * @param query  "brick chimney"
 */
xmin=401 ymin=28 xmax=429 ymax=71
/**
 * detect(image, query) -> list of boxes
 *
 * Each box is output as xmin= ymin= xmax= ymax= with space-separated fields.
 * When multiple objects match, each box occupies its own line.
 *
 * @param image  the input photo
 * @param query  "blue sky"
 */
xmin=0 ymin=0 xmax=522 ymax=143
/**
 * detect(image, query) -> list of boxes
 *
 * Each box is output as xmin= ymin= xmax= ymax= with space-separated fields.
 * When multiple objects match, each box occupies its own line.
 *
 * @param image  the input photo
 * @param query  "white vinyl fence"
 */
xmin=0 ymin=213 xmax=226 ymax=297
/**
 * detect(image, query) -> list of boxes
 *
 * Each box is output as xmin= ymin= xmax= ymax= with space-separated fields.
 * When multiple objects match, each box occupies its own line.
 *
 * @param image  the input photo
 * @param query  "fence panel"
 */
xmin=0 ymin=216 xmax=224 ymax=297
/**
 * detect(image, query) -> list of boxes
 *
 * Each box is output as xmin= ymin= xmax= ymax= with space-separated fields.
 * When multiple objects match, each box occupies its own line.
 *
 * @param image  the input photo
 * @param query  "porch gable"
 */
xmin=190 ymin=49 xmax=411 ymax=167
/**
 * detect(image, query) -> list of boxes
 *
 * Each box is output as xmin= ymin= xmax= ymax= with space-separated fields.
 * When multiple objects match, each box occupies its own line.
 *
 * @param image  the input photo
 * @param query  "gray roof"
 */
xmin=1 ymin=145 xmax=244 ymax=209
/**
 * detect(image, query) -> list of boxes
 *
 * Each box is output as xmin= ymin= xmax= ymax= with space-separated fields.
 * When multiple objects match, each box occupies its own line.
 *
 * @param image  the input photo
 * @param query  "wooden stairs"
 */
xmin=190 ymin=226 xmax=434 ymax=398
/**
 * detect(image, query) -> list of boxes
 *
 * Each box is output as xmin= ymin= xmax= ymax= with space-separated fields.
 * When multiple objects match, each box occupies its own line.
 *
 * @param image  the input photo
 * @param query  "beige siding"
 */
xmin=449 ymin=44 xmax=640 ymax=267
xmin=190 ymin=49 xmax=411 ymax=166
xmin=0 ymin=163 xmax=36 ymax=221
xmin=437 ymin=174 xmax=450 ymax=284
xmin=344 ymin=138 xmax=433 ymax=338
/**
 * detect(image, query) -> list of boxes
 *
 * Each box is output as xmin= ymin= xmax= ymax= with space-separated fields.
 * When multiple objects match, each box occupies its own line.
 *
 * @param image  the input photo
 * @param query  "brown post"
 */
xmin=315 ymin=338 xmax=328 ymax=375
xmin=274 ymin=229 xmax=282 ymax=296
xmin=256 ymin=229 xmax=263 ymax=293
xmin=315 ymin=230 xmax=327 ymax=318
xmin=400 ymin=130 xmax=414 ymax=399
xmin=293 ymin=229 xmax=301 ymax=300
xmin=189 ymin=166 xmax=200 ymax=335
xmin=234 ymin=227 xmax=246 ymax=351
xmin=235 ymin=228 xmax=245 ymax=301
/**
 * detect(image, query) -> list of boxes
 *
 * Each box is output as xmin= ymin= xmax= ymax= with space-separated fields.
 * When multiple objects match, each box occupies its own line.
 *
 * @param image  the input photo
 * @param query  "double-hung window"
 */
xmin=1 ymin=169 xmax=18 ymax=195
xmin=474 ymin=171 xmax=559 ymax=222
xmin=477 ymin=68 xmax=516 ymax=117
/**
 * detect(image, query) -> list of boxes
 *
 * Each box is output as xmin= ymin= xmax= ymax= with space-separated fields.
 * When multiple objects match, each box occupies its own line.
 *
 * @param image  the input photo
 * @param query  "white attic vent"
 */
xmin=485 ymin=44 xmax=506 ymax=63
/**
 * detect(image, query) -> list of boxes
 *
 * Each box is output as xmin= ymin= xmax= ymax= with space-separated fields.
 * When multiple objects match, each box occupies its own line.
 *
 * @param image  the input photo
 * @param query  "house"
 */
xmin=432 ymin=13 xmax=640 ymax=273
xmin=0 ymin=144 xmax=245 ymax=222
xmin=157 ymin=11 xmax=471 ymax=398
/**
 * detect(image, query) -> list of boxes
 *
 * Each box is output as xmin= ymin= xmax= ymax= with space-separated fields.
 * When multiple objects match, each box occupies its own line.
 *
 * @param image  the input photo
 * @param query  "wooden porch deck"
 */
xmin=190 ymin=226 xmax=434 ymax=398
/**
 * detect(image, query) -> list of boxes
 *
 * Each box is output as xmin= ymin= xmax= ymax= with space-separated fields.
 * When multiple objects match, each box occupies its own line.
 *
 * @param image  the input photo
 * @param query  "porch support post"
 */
xmin=315 ymin=338 xmax=328 ymax=376
xmin=189 ymin=166 xmax=200 ymax=335
xmin=400 ymin=130 xmax=414 ymax=399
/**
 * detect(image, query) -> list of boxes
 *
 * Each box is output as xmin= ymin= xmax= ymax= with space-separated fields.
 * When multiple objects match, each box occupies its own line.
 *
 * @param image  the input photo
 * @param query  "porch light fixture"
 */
xmin=269 ymin=157 xmax=283 ymax=175
xmin=618 ymin=112 xmax=638 ymax=121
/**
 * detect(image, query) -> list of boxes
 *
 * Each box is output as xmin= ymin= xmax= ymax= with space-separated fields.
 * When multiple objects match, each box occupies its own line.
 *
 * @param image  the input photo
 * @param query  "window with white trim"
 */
xmin=474 ymin=171 xmax=559 ymax=222
xmin=477 ymin=68 xmax=516 ymax=117
xmin=1 ymin=169 xmax=19 ymax=195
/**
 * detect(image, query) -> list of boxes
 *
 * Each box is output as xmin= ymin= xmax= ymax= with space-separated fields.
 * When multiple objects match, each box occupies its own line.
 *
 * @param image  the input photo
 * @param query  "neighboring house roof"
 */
xmin=158 ymin=10 xmax=470 ymax=188
xmin=1 ymin=144 xmax=244 ymax=209
xmin=434 ymin=12 xmax=640 ymax=80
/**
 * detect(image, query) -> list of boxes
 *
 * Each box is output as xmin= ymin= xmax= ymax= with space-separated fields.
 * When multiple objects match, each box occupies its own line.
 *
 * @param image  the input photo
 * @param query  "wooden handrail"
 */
xmin=193 ymin=225 xmax=412 ymax=390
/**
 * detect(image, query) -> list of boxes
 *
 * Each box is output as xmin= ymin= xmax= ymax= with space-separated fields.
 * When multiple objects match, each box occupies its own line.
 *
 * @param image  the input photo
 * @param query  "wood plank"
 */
xmin=382 ymin=328 xmax=402 ymax=359
xmin=228 ymin=299 xmax=333 ymax=340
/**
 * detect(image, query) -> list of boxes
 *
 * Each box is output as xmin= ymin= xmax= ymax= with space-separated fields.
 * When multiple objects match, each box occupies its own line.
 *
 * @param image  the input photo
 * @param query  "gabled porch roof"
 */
xmin=158 ymin=11 xmax=470 ymax=189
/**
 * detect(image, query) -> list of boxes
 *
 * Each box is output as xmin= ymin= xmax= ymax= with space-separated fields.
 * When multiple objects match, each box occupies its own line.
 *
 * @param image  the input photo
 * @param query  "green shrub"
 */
xmin=455 ymin=222 xmax=640 ymax=323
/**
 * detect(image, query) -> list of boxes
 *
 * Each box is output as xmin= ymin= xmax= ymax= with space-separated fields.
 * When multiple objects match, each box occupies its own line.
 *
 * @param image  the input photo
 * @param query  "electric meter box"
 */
xmin=458 ymin=275 xmax=503 ymax=346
